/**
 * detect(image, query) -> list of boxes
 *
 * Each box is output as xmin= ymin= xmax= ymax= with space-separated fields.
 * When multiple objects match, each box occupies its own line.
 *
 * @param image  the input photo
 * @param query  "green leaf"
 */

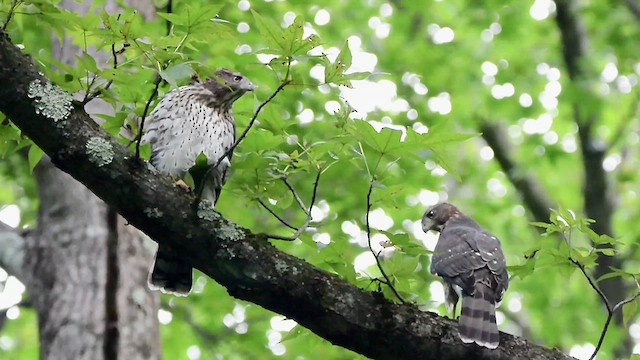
xmin=507 ymin=258 xmax=536 ymax=280
xmin=406 ymin=123 xmax=478 ymax=148
xmin=159 ymin=62 xmax=195 ymax=88
xmin=28 ymin=144 xmax=44 ymax=172
xmin=348 ymin=120 xmax=403 ymax=155
xmin=283 ymin=16 xmax=304 ymax=55
xmin=0 ymin=123 xmax=22 ymax=157
xmin=252 ymin=10 xmax=287 ymax=54
xmin=384 ymin=254 xmax=419 ymax=277
xmin=239 ymin=130 xmax=284 ymax=153
xmin=325 ymin=41 xmax=360 ymax=86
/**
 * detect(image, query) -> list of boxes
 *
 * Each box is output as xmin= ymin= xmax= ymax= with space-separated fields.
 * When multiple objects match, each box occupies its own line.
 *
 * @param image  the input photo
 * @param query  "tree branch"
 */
xmin=480 ymin=122 xmax=555 ymax=223
xmin=554 ymin=1 xmax=628 ymax=355
xmin=263 ymin=171 xmax=321 ymax=241
xmin=624 ymin=0 xmax=640 ymax=21
xmin=0 ymin=29 xmax=573 ymax=360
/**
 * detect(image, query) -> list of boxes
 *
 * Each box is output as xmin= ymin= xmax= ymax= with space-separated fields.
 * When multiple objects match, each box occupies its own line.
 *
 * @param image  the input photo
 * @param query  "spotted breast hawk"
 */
xmin=142 ymin=68 xmax=255 ymax=296
xmin=422 ymin=203 xmax=509 ymax=349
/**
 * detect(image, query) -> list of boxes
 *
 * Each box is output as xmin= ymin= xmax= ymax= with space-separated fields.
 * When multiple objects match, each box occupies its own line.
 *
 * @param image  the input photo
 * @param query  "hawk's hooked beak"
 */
xmin=244 ymin=83 xmax=257 ymax=92
xmin=421 ymin=217 xmax=443 ymax=233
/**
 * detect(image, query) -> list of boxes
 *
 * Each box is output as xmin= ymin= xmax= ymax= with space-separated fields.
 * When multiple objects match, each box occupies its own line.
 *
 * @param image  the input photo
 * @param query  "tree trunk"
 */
xmin=22 ymin=159 xmax=160 ymax=360
xmin=17 ymin=0 xmax=161 ymax=358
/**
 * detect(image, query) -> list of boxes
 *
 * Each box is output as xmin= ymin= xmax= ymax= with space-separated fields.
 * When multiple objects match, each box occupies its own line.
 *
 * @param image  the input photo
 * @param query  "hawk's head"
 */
xmin=215 ymin=68 xmax=257 ymax=93
xmin=421 ymin=202 xmax=460 ymax=233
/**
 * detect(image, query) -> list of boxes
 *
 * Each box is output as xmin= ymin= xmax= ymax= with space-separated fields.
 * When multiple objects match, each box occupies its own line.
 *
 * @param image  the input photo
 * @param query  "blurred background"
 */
xmin=0 ymin=0 xmax=639 ymax=359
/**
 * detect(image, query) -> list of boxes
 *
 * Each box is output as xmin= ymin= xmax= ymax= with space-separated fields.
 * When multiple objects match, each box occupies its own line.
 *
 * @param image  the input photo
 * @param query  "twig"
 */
xmin=197 ymin=75 xmax=292 ymax=199
xmin=134 ymin=75 xmax=162 ymax=160
xmin=282 ymin=177 xmax=308 ymax=214
xmin=82 ymin=43 xmax=118 ymax=105
xmin=133 ymin=0 xmax=173 ymax=160
xmin=213 ymin=78 xmax=291 ymax=170
xmin=264 ymin=171 xmax=321 ymax=241
xmin=569 ymin=256 xmax=640 ymax=360
xmin=2 ymin=0 xmax=20 ymax=31
xmin=257 ymin=199 xmax=297 ymax=231
xmin=365 ymin=181 xmax=405 ymax=304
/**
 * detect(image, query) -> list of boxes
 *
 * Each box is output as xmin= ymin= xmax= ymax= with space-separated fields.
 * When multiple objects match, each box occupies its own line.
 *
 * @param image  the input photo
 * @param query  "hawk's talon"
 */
xmin=173 ymin=179 xmax=191 ymax=192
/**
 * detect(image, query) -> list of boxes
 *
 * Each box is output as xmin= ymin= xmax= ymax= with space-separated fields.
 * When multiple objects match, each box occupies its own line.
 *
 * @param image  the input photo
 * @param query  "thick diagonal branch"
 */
xmin=0 ymin=29 xmax=572 ymax=360
xmin=480 ymin=122 xmax=554 ymax=223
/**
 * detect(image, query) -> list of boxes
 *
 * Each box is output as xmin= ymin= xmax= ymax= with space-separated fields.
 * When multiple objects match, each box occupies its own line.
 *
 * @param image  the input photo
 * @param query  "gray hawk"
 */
xmin=421 ymin=203 xmax=509 ymax=349
xmin=142 ymin=68 xmax=255 ymax=296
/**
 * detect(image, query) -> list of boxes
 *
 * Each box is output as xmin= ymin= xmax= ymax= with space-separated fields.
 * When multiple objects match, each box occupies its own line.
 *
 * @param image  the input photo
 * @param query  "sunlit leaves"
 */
xmin=322 ymin=41 xmax=369 ymax=87
xmin=158 ymin=4 xmax=223 ymax=33
xmin=252 ymin=12 xmax=319 ymax=58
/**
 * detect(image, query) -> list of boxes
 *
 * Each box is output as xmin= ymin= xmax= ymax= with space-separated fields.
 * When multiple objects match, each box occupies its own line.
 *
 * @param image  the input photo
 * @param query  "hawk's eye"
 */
xmin=426 ymin=210 xmax=435 ymax=218
xmin=234 ymin=75 xmax=243 ymax=81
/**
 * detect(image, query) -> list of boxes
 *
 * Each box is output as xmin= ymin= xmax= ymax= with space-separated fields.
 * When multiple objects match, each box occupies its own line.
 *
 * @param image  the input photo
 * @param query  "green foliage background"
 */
xmin=1 ymin=0 xmax=639 ymax=359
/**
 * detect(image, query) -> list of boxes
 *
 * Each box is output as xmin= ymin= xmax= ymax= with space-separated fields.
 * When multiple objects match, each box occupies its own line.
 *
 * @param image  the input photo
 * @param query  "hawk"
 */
xmin=142 ymin=68 xmax=256 ymax=296
xmin=421 ymin=203 xmax=509 ymax=349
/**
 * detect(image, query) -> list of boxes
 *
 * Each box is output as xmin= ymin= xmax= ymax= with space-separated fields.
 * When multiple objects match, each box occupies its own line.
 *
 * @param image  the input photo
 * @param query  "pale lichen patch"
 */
xmin=146 ymin=161 xmax=159 ymax=175
xmin=144 ymin=207 xmax=163 ymax=218
xmin=27 ymin=79 xmax=73 ymax=122
xmin=197 ymin=201 xmax=219 ymax=221
xmin=86 ymin=137 xmax=114 ymax=167
xmin=275 ymin=259 xmax=289 ymax=273
xmin=219 ymin=221 xmax=245 ymax=241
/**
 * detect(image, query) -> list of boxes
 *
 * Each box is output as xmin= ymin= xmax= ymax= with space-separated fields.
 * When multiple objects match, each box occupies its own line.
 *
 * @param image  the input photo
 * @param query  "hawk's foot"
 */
xmin=173 ymin=179 xmax=191 ymax=192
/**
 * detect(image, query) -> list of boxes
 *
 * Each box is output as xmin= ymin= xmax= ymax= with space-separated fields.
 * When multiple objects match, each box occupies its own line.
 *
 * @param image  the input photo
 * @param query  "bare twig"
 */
xmin=133 ymin=0 xmax=173 ymax=160
xmin=569 ymin=255 xmax=640 ymax=360
xmin=213 ymin=78 xmax=291 ymax=170
xmin=257 ymin=199 xmax=297 ymax=231
xmin=2 ymin=0 xmax=21 ymax=31
xmin=365 ymin=181 xmax=405 ymax=304
xmin=134 ymin=75 xmax=161 ymax=160
xmin=264 ymin=171 xmax=321 ymax=241
xmin=196 ymin=75 xmax=292 ymax=199
xmin=282 ymin=177 xmax=308 ymax=214
xmin=82 ymin=43 xmax=119 ymax=105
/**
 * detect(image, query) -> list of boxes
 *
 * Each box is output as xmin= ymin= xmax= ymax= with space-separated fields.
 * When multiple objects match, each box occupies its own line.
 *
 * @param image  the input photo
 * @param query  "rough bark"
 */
xmin=0 ymin=30 xmax=574 ymax=360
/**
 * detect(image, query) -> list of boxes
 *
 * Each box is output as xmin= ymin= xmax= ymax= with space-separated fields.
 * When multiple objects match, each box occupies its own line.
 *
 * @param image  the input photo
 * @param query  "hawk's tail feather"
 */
xmin=458 ymin=283 xmax=499 ymax=349
xmin=148 ymin=245 xmax=192 ymax=297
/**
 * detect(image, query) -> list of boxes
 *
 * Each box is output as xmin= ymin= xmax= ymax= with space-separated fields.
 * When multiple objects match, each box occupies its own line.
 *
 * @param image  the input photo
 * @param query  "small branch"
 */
xmin=82 ymin=43 xmax=118 ymax=105
xmin=198 ymin=75 xmax=292 ymax=204
xmin=569 ymin=255 xmax=639 ymax=360
xmin=165 ymin=0 xmax=173 ymax=35
xmin=2 ymin=0 xmax=21 ymax=31
xmin=134 ymin=0 xmax=173 ymax=160
xmin=134 ymin=75 xmax=161 ymax=160
xmin=365 ymin=181 xmax=405 ymax=304
xmin=213 ymin=78 xmax=291 ymax=170
xmin=480 ymin=121 xmax=555 ymax=224
xmin=257 ymin=199 xmax=297 ymax=231
xmin=264 ymin=171 xmax=321 ymax=241
xmin=282 ymin=177 xmax=308 ymax=214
